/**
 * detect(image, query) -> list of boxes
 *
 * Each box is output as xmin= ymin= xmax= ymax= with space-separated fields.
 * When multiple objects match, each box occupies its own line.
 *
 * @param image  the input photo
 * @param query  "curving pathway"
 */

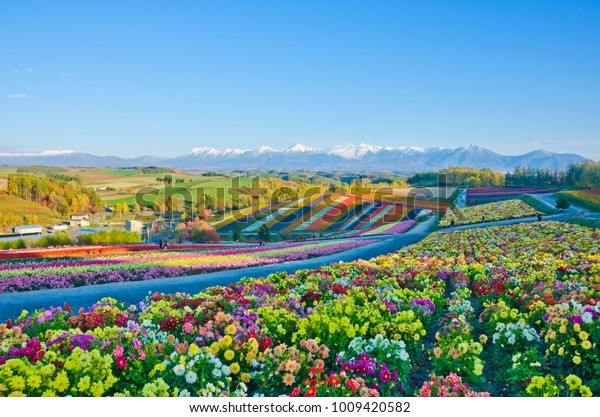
xmin=0 ymin=201 xmax=597 ymax=321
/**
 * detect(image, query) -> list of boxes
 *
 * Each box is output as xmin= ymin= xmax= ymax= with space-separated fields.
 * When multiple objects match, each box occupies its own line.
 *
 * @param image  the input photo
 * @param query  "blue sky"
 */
xmin=1 ymin=0 xmax=599 ymax=159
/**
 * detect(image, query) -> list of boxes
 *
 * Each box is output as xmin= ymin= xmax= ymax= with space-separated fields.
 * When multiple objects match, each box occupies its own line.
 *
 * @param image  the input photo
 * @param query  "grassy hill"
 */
xmin=0 ymin=192 xmax=64 ymax=228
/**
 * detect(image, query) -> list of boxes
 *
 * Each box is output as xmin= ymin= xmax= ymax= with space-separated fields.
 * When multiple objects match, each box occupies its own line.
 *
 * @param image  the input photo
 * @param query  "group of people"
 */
xmin=158 ymin=239 xmax=168 ymax=250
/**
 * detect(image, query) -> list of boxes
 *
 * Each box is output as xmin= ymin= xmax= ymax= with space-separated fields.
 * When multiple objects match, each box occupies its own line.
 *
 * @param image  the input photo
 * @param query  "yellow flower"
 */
xmin=578 ymin=331 xmax=588 ymax=341
xmin=579 ymin=386 xmax=592 ymax=397
xmin=581 ymin=340 xmax=592 ymax=350
xmin=230 ymin=362 xmax=240 ymax=374
xmin=77 ymin=376 xmax=91 ymax=392
xmin=479 ymin=334 xmax=488 ymax=344
xmin=573 ymin=356 xmax=581 ymax=365
xmin=9 ymin=376 xmax=25 ymax=391
xmin=565 ymin=375 xmax=582 ymax=390
xmin=240 ymin=373 xmax=251 ymax=383
xmin=559 ymin=325 xmax=567 ymax=334
xmin=224 ymin=350 xmax=235 ymax=361
xmin=573 ymin=323 xmax=581 ymax=332
xmin=26 ymin=374 xmax=42 ymax=389
xmin=210 ymin=342 xmax=220 ymax=355
xmin=531 ymin=376 xmax=545 ymax=389
xmin=90 ymin=381 xmax=105 ymax=397
xmin=558 ymin=347 xmax=565 ymax=356
xmin=219 ymin=336 xmax=232 ymax=348
xmin=225 ymin=325 xmax=236 ymax=335
xmin=189 ymin=343 xmax=200 ymax=356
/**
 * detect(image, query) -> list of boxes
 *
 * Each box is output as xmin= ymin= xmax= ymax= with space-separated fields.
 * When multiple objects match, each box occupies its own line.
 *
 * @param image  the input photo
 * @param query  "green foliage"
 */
xmin=7 ymin=173 xmax=102 ymax=216
xmin=257 ymin=224 xmax=271 ymax=242
xmin=555 ymin=195 xmax=571 ymax=209
xmin=231 ymin=223 xmax=244 ymax=242
xmin=408 ymin=167 xmax=504 ymax=187
xmin=77 ymin=229 xmax=142 ymax=245
xmin=519 ymin=195 xmax=559 ymax=214
xmin=35 ymin=233 xmax=74 ymax=248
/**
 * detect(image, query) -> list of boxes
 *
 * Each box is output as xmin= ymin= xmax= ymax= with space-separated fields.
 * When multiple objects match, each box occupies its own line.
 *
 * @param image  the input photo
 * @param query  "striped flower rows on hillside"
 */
xmin=438 ymin=199 xmax=539 ymax=228
xmin=0 ymin=221 xmax=597 ymax=397
xmin=0 ymin=240 xmax=376 ymax=293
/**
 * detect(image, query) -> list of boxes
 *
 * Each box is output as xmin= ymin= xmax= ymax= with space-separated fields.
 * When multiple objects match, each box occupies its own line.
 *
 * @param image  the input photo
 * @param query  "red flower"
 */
xmin=304 ymin=385 xmax=317 ymax=397
xmin=328 ymin=374 xmax=341 ymax=387
xmin=290 ymin=388 xmax=302 ymax=397
xmin=116 ymin=355 xmax=128 ymax=369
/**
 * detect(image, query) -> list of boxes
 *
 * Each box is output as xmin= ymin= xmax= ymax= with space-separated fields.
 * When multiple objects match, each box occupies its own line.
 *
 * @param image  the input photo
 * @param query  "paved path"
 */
xmin=0 ymin=220 xmax=437 ymax=320
xmin=1 ymin=205 xmax=596 ymax=321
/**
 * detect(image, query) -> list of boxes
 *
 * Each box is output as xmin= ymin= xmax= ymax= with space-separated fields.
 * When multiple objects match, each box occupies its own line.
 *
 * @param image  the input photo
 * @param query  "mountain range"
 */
xmin=0 ymin=144 xmax=590 ymax=172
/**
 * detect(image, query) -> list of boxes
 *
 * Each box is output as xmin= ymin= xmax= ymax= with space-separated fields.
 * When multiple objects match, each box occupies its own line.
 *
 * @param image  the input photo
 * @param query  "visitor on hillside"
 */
xmin=163 ymin=240 xmax=168 ymax=250
xmin=538 ymin=213 xmax=542 ymax=221
xmin=481 ymin=216 xmax=485 ymax=223
xmin=450 ymin=220 xmax=455 ymax=227
xmin=159 ymin=241 xmax=163 ymax=250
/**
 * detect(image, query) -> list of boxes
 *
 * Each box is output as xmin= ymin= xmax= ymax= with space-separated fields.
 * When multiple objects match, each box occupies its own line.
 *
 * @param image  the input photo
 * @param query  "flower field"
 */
xmin=438 ymin=199 xmax=539 ymax=227
xmin=565 ymin=190 xmax=600 ymax=206
xmin=0 ymin=240 xmax=376 ymax=293
xmin=0 ymin=221 xmax=598 ymax=397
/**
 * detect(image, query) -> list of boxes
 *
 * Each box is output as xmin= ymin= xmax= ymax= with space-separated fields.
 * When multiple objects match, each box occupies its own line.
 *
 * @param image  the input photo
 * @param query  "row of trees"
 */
xmin=7 ymin=173 xmax=102 ymax=215
xmin=407 ymin=162 xmax=599 ymax=189
xmin=506 ymin=162 xmax=600 ymax=188
xmin=408 ymin=167 xmax=504 ymax=187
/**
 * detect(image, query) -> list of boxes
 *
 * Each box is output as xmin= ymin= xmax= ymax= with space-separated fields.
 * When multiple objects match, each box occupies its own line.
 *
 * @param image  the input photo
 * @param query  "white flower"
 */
xmin=179 ymin=389 xmax=191 ymax=397
xmin=185 ymin=371 xmax=197 ymax=384
xmin=508 ymin=335 xmax=516 ymax=345
xmin=212 ymin=368 xmax=222 ymax=377
xmin=173 ymin=364 xmax=186 ymax=376
xmin=582 ymin=312 xmax=593 ymax=324
xmin=222 ymin=365 xmax=231 ymax=376
xmin=399 ymin=350 xmax=409 ymax=361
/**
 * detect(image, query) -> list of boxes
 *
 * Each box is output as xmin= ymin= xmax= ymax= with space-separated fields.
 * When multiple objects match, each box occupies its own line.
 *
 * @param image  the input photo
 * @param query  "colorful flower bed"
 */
xmin=348 ymin=220 xmax=415 ymax=237
xmin=0 ymin=244 xmax=236 ymax=261
xmin=566 ymin=190 xmax=600 ymax=206
xmin=0 ymin=221 xmax=597 ymax=397
xmin=439 ymin=199 xmax=539 ymax=227
xmin=0 ymin=240 xmax=376 ymax=293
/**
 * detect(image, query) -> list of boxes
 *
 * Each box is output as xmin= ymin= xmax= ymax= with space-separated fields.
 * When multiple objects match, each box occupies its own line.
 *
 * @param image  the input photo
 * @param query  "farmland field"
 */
xmin=0 ymin=221 xmax=597 ymax=397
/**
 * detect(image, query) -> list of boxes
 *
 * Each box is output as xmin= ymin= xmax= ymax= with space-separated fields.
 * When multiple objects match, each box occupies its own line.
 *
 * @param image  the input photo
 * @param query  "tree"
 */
xmin=257 ymin=224 xmax=271 ymax=242
xmin=231 ymin=223 xmax=243 ymax=242
xmin=556 ymin=195 xmax=571 ymax=209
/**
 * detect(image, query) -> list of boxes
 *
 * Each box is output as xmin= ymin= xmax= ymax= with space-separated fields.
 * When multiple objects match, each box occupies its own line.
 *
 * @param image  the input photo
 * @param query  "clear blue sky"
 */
xmin=1 ymin=0 xmax=599 ymax=159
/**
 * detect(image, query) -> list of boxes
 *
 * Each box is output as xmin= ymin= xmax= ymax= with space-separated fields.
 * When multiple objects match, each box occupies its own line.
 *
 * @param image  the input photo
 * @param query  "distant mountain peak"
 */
xmin=0 ymin=144 xmax=590 ymax=172
xmin=283 ymin=143 xmax=319 ymax=153
xmin=190 ymin=146 xmax=220 ymax=157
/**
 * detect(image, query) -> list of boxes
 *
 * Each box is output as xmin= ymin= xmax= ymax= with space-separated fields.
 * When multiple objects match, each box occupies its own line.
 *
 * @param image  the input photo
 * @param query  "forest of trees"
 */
xmin=6 ymin=173 xmax=102 ymax=216
xmin=408 ymin=167 xmax=504 ymax=187
xmin=506 ymin=162 xmax=600 ymax=187
xmin=407 ymin=162 xmax=599 ymax=189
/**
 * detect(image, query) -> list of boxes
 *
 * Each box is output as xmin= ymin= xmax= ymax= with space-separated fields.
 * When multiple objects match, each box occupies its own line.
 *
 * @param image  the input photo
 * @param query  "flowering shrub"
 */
xmin=417 ymin=373 xmax=490 ymax=397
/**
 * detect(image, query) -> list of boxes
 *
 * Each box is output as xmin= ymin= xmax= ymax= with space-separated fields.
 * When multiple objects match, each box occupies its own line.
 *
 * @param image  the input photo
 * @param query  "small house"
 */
xmin=70 ymin=214 xmax=90 ymax=221
xmin=49 ymin=224 xmax=69 ymax=232
xmin=126 ymin=220 xmax=143 ymax=233
xmin=14 ymin=224 xmax=43 ymax=235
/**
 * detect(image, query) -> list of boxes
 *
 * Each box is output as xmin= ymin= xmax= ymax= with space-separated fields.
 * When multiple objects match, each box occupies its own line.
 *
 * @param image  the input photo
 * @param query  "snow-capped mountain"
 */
xmin=0 ymin=143 xmax=590 ymax=172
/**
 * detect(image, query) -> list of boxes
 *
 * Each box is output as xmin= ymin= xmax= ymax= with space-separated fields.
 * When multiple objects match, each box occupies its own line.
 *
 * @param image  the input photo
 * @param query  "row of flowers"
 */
xmin=348 ymin=220 xmax=416 ymax=237
xmin=438 ymin=199 xmax=539 ymax=227
xmin=0 ymin=244 xmax=236 ymax=261
xmin=0 ymin=221 xmax=597 ymax=397
xmin=0 ymin=240 xmax=376 ymax=293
